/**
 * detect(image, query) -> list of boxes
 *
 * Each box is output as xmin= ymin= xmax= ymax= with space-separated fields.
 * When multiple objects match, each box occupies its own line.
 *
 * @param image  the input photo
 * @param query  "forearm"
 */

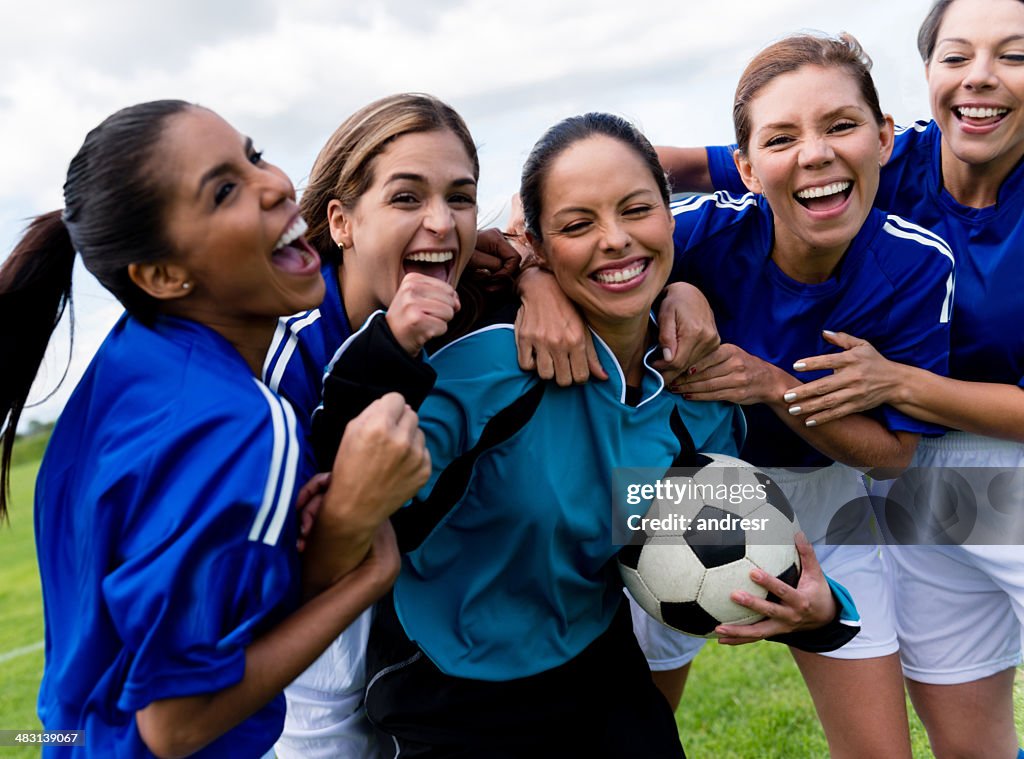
xmin=769 ymin=369 xmax=916 ymax=470
xmin=893 ymin=366 xmax=1024 ymax=441
xmin=654 ymin=146 xmax=714 ymax=193
xmin=136 ymin=565 xmax=388 ymax=758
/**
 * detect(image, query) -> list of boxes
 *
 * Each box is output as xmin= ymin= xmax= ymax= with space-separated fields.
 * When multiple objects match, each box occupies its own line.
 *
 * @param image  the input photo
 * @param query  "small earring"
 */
xmin=337 ymin=241 xmax=345 ymax=251
xmin=182 ymin=282 xmax=191 ymax=290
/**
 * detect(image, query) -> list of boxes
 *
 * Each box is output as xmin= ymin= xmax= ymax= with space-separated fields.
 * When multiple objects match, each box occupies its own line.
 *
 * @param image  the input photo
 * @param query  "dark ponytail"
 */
xmin=0 ymin=99 xmax=192 ymax=521
xmin=0 ymin=211 xmax=76 ymax=520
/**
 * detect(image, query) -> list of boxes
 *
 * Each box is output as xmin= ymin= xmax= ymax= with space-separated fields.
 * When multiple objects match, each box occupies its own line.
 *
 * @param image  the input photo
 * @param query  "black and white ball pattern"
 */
xmin=618 ymin=453 xmax=801 ymax=637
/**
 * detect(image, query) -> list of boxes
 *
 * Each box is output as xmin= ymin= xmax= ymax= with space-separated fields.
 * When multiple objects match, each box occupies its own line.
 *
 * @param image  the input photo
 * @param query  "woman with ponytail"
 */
xmin=0 ymin=100 xmax=429 ymax=758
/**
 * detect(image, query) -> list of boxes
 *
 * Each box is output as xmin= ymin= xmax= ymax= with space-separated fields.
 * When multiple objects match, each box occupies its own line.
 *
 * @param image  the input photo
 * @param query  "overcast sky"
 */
xmin=1 ymin=0 xmax=934 ymax=428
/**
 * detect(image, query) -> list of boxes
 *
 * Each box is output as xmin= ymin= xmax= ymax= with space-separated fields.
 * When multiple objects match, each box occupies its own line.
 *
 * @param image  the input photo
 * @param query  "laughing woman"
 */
xmin=0 ymin=101 xmax=428 ymax=758
xmin=664 ymin=35 xmax=954 ymax=759
xmin=661 ymin=3 xmax=1024 ymax=756
xmin=313 ymin=112 xmax=862 ymax=757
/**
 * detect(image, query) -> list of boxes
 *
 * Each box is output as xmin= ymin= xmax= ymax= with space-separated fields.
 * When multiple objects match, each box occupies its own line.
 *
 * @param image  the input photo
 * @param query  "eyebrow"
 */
xmin=196 ymin=136 xmax=253 ymax=199
xmin=384 ymin=172 xmax=477 ymax=187
xmin=938 ymin=34 xmax=1024 ymax=46
xmin=756 ymin=106 xmax=865 ymax=134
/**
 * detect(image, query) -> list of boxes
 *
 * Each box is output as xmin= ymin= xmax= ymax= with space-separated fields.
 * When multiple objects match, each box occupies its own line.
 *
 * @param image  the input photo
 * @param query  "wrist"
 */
xmin=516 ymin=266 xmax=553 ymax=300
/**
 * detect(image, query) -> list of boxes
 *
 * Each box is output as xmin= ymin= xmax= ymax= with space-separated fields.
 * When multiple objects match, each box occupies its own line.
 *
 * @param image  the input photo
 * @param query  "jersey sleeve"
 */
xmin=103 ymin=384 xmax=303 ymax=711
xmin=311 ymin=311 xmax=437 ymax=470
xmin=705 ymin=144 xmax=748 ymax=195
xmin=767 ymin=576 xmax=861 ymax=653
xmin=872 ymin=217 xmax=955 ymax=435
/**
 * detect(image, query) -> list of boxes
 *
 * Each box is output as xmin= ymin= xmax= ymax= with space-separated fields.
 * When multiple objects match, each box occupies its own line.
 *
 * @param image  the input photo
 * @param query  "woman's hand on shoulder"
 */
xmin=652 ymin=282 xmax=720 ymax=384
xmin=515 ymin=267 xmax=607 ymax=385
xmin=386 ymin=273 xmax=460 ymax=356
xmin=713 ymin=534 xmax=836 ymax=645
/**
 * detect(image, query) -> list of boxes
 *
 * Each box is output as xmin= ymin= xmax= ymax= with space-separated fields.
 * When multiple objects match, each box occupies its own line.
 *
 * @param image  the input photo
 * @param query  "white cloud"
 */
xmin=2 ymin=0 xmax=934 ymax=428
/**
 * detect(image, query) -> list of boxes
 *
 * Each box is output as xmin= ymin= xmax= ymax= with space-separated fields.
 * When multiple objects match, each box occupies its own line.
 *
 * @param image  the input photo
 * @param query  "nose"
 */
xmin=258 ymin=164 xmax=296 ymax=209
xmin=963 ymin=54 xmax=997 ymax=91
xmin=423 ymin=197 xmax=455 ymax=238
xmin=799 ymin=135 xmax=835 ymax=169
xmin=599 ymin=219 xmax=630 ymax=253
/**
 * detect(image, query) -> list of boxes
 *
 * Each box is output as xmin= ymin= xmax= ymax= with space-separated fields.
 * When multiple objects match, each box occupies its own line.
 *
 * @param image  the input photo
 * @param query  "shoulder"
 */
xmin=428 ymin=322 xmax=520 ymax=376
xmin=670 ymin=190 xmax=760 ymax=221
xmin=892 ymin=119 xmax=935 ymax=148
xmin=872 ymin=211 xmax=955 ymax=275
xmin=670 ymin=191 xmax=765 ymax=248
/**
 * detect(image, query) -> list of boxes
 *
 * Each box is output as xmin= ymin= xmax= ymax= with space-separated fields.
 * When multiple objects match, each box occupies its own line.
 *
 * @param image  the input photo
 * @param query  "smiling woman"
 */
xmin=308 ymin=110 xmax=861 ymax=757
xmin=0 ymin=100 xmax=429 ymax=758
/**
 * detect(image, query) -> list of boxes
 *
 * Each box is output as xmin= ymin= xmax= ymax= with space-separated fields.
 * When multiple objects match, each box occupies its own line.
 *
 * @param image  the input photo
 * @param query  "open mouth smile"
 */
xmin=403 ymin=249 xmax=456 ymax=283
xmin=591 ymin=257 xmax=652 ymax=288
xmin=272 ymin=216 xmax=320 ymax=274
xmin=794 ymin=180 xmax=852 ymax=212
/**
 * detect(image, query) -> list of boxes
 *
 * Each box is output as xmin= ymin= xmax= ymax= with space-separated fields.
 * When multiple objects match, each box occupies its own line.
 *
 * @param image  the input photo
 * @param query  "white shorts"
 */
xmin=275 ymin=608 xmax=379 ymax=759
xmin=886 ymin=432 xmax=1024 ymax=685
xmin=627 ymin=589 xmax=706 ymax=670
xmin=766 ymin=463 xmax=898 ymax=660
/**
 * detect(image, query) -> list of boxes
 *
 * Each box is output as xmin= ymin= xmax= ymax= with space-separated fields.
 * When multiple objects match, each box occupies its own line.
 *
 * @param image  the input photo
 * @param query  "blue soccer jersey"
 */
xmin=670 ymin=193 xmax=954 ymax=468
xmin=707 ymin=122 xmax=1024 ymax=388
xmin=263 ymin=262 xmax=352 ymax=420
xmin=35 ymin=314 xmax=312 ymax=758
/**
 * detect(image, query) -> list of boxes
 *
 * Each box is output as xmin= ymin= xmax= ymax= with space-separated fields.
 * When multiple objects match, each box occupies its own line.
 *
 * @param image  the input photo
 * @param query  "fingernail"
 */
xmin=751 ymin=569 xmax=765 ymax=581
xmin=823 ymin=329 xmax=836 ymax=336
xmin=683 ymin=394 xmax=693 ymax=400
xmin=793 ymin=361 xmax=806 ymax=370
xmin=783 ymin=392 xmax=797 ymax=402
xmin=663 ymin=348 xmax=673 ymax=362
xmin=788 ymin=405 xmax=801 ymax=415
xmin=805 ymin=419 xmax=817 ymax=427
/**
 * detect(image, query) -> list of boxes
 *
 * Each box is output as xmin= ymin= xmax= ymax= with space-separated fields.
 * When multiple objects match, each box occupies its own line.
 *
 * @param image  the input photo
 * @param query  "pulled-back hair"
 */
xmin=300 ymin=93 xmax=479 ymax=262
xmin=519 ymin=112 xmax=670 ymax=241
xmin=733 ymin=32 xmax=885 ymax=154
xmin=0 ymin=99 xmax=190 ymax=519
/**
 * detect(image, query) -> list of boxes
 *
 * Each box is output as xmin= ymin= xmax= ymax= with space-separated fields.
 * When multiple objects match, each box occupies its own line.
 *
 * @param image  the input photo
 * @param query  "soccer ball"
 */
xmin=618 ymin=453 xmax=801 ymax=637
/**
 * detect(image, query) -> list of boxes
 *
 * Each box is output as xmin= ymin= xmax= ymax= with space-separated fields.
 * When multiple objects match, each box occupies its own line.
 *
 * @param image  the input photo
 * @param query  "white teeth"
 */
xmin=594 ymin=261 xmax=647 ymax=284
xmin=405 ymin=251 xmax=454 ymax=263
xmin=274 ymin=217 xmax=308 ymax=251
xmin=796 ymin=181 xmax=851 ymax=200
xmin=957 ymin=106 xmax=1009 ymax=119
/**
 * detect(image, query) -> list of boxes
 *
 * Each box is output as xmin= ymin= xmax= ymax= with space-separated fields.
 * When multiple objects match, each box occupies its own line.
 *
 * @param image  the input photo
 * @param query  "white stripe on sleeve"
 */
xmin=263 ymin=396 xmax=300 ymax=546
xmin=250 ymin=380 xmax=289 ymax=542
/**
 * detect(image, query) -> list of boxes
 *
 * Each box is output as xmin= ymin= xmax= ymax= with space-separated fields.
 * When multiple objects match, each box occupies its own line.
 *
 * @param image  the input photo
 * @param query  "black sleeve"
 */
xmin=311 ymin=312 xmax=437 ymax=471
xmin=766 ymin=588 xmax=860 ymax=653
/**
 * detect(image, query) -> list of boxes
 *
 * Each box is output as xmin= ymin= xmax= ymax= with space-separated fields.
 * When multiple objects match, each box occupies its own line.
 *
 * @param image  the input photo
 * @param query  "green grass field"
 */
xmin=0 ymin=436 xmax=1021 ymax=758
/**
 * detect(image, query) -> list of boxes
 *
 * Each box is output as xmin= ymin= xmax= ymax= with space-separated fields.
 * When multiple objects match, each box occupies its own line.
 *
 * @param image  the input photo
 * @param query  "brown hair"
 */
xmin=733 ymin=32 xmax=885 ymax=153
xmin=300 ymin=93 xmax=479 ymax=262
xmin=917 ymin=0 xmax=1024 ymax=61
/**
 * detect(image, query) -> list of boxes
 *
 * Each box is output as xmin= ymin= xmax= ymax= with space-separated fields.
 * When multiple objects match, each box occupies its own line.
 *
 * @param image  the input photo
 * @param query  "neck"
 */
xmin=159 ymin=303 xmax=276 ymax=378
xmin=591 ymin=314 xmax=651 ymax=386
xmin=770 ymin=243 xmax=845 ymax=285
xmin=940 ymin=141 xmax=1021 ymax=208
xmin=337 ymin=265 xmax=375 ymax=331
